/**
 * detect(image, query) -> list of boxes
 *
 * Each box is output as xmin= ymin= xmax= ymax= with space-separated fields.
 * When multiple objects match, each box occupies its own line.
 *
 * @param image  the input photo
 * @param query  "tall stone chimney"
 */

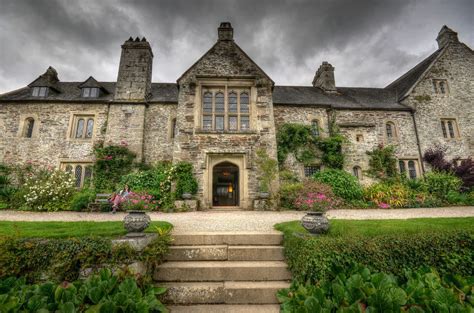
xmin=312 ymin=61 xmax=336 ymax=92
xmin=218 ymin=22 xmax=233 ymax=41
xmin=436 ymin=25 xmax=459 ymax=49
xmin=114 ymin=37 xmax=153 ymax=101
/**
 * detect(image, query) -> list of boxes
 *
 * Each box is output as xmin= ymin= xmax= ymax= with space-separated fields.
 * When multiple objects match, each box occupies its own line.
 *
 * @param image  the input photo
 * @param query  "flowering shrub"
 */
xmin=122 ymin=192 xmax=157 ymax=211
xmin=363 ymin=182 xmax=410 ymax=208
xmin=290 ymin=180 xmax=344 ymax=212
xmin=22 ymin=169 xmax=75 ymax=211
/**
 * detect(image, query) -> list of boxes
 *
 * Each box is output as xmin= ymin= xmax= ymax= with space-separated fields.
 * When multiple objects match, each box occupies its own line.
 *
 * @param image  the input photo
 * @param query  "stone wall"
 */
xmin=403 ymin=41 xmax=474 ymax=164
xmin=143 ymin=103 xmax=177 ymax=163
xmin=0 ymin=102 xmax=108 ymax=166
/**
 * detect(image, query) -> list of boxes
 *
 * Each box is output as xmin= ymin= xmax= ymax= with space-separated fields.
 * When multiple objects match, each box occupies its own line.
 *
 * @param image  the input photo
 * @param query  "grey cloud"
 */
xmin=0 ymin=0 xmax=473 ymax=93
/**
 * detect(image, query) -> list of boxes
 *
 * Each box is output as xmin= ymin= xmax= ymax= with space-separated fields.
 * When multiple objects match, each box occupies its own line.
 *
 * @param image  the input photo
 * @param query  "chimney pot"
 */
xmin=218 ymin=22 xmax=233 ymax=41
xmin=436 ymin=25 xmax=459 ymax=49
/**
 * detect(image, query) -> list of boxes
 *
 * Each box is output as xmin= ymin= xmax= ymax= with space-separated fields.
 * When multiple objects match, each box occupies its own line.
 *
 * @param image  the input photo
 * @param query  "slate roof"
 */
xmin=385 ymin=49 xmax=442 ymax=100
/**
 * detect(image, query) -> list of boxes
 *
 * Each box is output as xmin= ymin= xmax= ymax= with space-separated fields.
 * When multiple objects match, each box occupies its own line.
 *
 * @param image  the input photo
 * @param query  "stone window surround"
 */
xmin=398 ymin=158 xmax=421 ymax=179
xmin=440 ymin=117 xmax=460 ymax=140
xmin=59 ymin=160 xmax=94 ymax=188
xmin=18 ymin=113 xmax=39 ymax=139
xmin=432 ymin=79 xmax=449 ymax=94
xmin=352 ymin=165 xmax=362 ymax=180
xmin=384 ymin=120 xmax=399 ymax=143
xmin=169 ymin=116 xmax=178 ymax=140
xmin=67 ymin=112 xmax=97 ymax=140
xmin=193 ymin=78 xmax=257 ymax=133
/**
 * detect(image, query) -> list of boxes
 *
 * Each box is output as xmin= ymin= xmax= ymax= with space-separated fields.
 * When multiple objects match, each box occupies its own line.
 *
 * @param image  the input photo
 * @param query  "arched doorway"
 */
xmin=212 ymin=162 xmax=239 ymax=207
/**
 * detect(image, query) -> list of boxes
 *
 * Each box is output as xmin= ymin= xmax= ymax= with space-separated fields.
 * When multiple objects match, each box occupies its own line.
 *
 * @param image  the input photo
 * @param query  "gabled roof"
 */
xmin=78 ymin=76 xmax=104 ymax=88
xmin=28 ymin=66 xmax=61 ymax=92
xmin=385 ymin=48 xmax=443 ymax=100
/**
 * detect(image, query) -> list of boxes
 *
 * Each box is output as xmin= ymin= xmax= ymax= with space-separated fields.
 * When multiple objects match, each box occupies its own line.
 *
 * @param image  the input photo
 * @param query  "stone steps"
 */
xmin=155 ymin=232 xmax=290 ymax=311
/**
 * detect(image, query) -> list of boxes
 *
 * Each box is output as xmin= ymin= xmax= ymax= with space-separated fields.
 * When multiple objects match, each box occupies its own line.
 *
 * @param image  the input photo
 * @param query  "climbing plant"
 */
xmin=366 ymin=144 xmax=398 ymax=180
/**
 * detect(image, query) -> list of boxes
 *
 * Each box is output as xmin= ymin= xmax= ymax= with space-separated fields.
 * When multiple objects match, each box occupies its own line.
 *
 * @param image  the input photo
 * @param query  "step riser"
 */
xmin=154 ymin=266 xmax=291 ymax=282
xmin=165 ymin=246 xmax=284 ymax=261
xmin=162 ymin=285 xmax=286 ymax=304
xmin=168 ymin=304 xmax=280 ymax=313
xmin=172 ymin=233 xmax=283 ymax=246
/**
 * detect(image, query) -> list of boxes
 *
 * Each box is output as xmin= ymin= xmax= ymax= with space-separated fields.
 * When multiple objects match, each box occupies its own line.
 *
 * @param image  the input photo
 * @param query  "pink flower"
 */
xmin=316 ymin=193 xmax=326 ymax=200
xmin=378 ymin=202 xmax=390 ymax=209
xmin=132 ymin=199 xmax=139 ymax=204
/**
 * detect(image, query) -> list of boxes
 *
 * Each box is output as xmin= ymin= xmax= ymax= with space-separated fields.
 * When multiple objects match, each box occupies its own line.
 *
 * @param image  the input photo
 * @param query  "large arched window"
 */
xmin=385 ymin=122 xmax=396 ymax=140
xmin=23 ymin=118 xmax=35 ymax=138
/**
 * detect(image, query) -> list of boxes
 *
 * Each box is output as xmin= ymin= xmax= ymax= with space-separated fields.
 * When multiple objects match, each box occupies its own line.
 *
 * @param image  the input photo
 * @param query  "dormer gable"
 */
xmin=78 ymin=76 xmax=109 ymax=98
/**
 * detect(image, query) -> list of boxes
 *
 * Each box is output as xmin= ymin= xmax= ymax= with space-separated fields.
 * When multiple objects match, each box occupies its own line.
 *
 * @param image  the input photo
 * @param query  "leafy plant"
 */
xmin=69 ymin=188 xmax=96 ymax=211
xmin=122 ymin=191 xmax=157 ymax=211
xmin=424 ymin=171 xmax=462 ymax=200
xmin=276 ymin=124 xmax=319 ymax=166
xmin=366 ymin=144 xmax=399 ymax=180
xmin=317 ymin=135 xmax=345 ymax=169
xmin=313 ymin=169 xmax=363 ymax=201
xmin=173 ymin=162 xmax=198 ymax=197
xmin=363 ymin=182 xmax=411 ymax=208
xmin=255 ymin=149 xmax=279 ymax=194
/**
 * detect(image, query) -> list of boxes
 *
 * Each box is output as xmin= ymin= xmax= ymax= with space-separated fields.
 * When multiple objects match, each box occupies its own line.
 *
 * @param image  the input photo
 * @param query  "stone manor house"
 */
xmin=0 ymin=23 xmax=473 ymax=209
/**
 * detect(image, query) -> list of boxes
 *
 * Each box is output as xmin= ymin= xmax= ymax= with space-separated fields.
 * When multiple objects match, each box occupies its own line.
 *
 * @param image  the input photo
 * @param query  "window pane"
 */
xmin=25 ymin=118 xmax=34 ymax=138
xmin=447 ymin=121 xmax=455 ymax=138
xmin=408 ymin=161 xmax=416 ymax=179
xmin=304 ymin=166 xmax=320 ymax=177
xmin=441 ymin=121 xmax=447 ymax=138
xmin=203 ymin=92 xmax=212 ymax=113
xmin=215 ymin=115 xmax=224 ymax=131
xmin=215 ymin=92 xmax=225 ymax=113
xmin=386 ymin=123 xmax=393 ymax=138
xmin=433 ymin=81 xmax=438 ymax=93
xmin=86 ymin=119 xmax=94 ymax=138
xmin=82 ymin=88 xmax=90 ymax=97
xmin=311 ymin=120 xmax=319 ymax=137
xmin=32 ymin=87 xmax=39 ymax=97
xmin=90 ymin=88 xmax=99 ymax=98
xmin=74 ymin=165 xmax=82 ymax=187
xmin=240 ymin=116 xmax=249 ymax=130
xmin=240 ymin=92 xmax=249 ymax=113
xmin=353 ymin=166 xmax=360 ymax=179
xmin=203 ymin=115 xmax=212 ymax=130
xmin=39 ymin=87 xmax=48 ymax=97
xmin=171 ymin=118 xmax=177 ymax=139
xmin=229 ymin=116 xmax=237 ymax=131
xmin=229 ymin=92 xmax=237 ymax=113
xmin=75 ymin=119 xmax=85 ymax=138
xmin=84 ymin=166 xmax=92 ymax=182
xmin=439 ymin=82 xmax=445 ymax=93
xmin=399 ymin=160 xmax=406 ymax=175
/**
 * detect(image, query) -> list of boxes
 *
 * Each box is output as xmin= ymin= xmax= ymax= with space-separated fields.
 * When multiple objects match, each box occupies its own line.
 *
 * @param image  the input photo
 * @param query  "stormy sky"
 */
xmin=0 ymin=0 xmax=472 ymax=94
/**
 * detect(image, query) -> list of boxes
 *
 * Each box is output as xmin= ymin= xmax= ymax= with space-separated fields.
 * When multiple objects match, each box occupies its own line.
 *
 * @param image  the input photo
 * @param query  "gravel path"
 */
xmin=0 ymin=207 xmax=473 ymax=233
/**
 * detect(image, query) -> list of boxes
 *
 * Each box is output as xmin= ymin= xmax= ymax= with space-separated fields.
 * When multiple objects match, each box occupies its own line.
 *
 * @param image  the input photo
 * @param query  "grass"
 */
xmin=0 ymin=221 xmax=173 ymax=238
xmin=275 ymin=217 xmax=474 ymax=237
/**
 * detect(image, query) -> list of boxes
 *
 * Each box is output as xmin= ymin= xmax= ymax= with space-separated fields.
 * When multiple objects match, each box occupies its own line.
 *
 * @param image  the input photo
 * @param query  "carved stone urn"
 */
xmin=123 ymin=210 xmax=151 ymax=237
xmin=301 ymin=212 xmax=330 ymax=234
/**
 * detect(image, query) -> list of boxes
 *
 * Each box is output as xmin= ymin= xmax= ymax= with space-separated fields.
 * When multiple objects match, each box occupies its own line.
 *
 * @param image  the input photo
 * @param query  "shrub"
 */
xmin=280 ymin=180 xmax=344 ymax=211
xmin=317 ymin=134 xmax=345 ymax=169
xmin=69 ymin=188 xmax=96 ymax=211
xmin=278 ymin=265 xmax=473 ymax=312
xmin=313 ymin=169 xmax=363 ymax=201
xmin=277 ymin=229 xmax=473 ymax=284
xmin=122 ymin=191 xmax=157 ymax=211
xmin=363 ymin=182 xmax=411 ymax=208
xmin=22 ymin=169 xmax=76 ymax=211
xmin=276 ymin=123 xmax=318 ymax=166
xmin=174 ymin=162 xmax=198 ymax=197
xmin=366 ymin=144 xmax=399 ymax=179
xmin=93 ymin=143 xmax=136 ymax=192
xmin=279 ymin=182 xmax=304 ymax=210
xmin=0 ymin=269 xmax=168 ymax=312
xmin=424 ymin=171 xmax=462 ymax=200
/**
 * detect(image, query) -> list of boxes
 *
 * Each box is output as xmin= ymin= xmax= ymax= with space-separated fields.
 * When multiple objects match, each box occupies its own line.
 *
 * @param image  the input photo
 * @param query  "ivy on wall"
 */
xmin=93 ymin=143 xmax=136 ymax=191
xmin=366 ymin=144 xmax=399 ymax=180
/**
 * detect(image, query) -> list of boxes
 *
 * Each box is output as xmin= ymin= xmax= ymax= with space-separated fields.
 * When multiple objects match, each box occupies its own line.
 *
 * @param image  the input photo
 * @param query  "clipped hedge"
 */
xmin=279 ymin=230 xmax=474 ymax=283
xmin=0 ymin=233 xmax=171 ymax=283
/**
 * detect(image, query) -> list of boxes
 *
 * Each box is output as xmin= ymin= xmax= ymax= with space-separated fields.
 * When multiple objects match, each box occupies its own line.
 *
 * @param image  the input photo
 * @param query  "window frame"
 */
xmin=432 ymin=79 xmax=449 ymax=95
xmin=69 ymin=114 xmax=96 ymax=140
xmin=352 ymin=166 xmax=362 ymax=180
xmin=31 ymin=87 xmax=49 ymax=97
xmin=61 ymin=162 xmax=93 ymax=188
xmin=385 ymin=121 xmax=398 ymax=142
xmin=440 ymin=118 xmax=460 ymax=139
xmin=304 ymin=165 xmax=320 ymax=178
xmin=81 ymin=87 xmax=100 ymax=98
xmin=398 ymin=159 xmax=420 ymax=179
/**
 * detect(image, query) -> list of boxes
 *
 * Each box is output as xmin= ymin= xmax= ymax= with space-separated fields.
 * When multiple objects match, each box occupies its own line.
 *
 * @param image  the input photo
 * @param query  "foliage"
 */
xmin=363 ymin=182 xmax=411 ymax=208
xmin=93 ymin=143 xmax=136 ymax=192
xmin=0 ymin=165 xmax=15 ymax=205
xmin=317 ymin=135 xmax=345 ymax=169
xmin=173 ymin=162 xmax=198 ymax=197
xmin=276 ymin=221 xmax=473 ymax=283
xmin=424 ymin=171 xmax=462 ymax=200
xmin=21 ymin=169 xmax=76 ymax=212
xmin=69 ymin=188 xmax=96 ymax=212
xmin=292 ymin=180 xmax=344 ymax=212
xmin=279 ymin=182 xmax=305 ymax=210
xmin=423 ymin=146 xmax=474 ymax=190
xmin=0 ymin=230 xmax=171 ymax=282
xmin=0 ymin=268 xmax=168 ymax=313
xmin=366 ymin=144 xmax=399 ymax=180
xmin=313 ymin=169 xmax=363 ymax=201
xmin=278 ymin=264 xmax=473 ymax=312
xmin=255 ymin=149 xmax=279 ymax=193
xmin=122 ymin=192 xmax=157 ymax=211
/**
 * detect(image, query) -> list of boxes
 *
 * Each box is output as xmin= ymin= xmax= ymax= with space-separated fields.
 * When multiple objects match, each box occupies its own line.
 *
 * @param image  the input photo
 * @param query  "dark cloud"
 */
xmin=0 ymin=0 xmax=472 ymax=93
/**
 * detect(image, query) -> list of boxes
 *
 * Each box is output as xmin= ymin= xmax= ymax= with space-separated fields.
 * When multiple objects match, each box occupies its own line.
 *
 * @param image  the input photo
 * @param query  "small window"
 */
xmin=399 ymin=160 xmax=406 ymax=176
xmin=171 ymin=118 xmax=177 ymax=139
xmin=353 ymin=166 xmax=362 ymax=180
xmin=81 ymin=87 xmax=100 ymax=98
xmin=398 ymin=159 xmax=419 ymax=179
xmin=304 ymin=165 xmax=320 ymax=177
xmin=385 ymin=122 xmax=396 ymax=140
xmin=62 ymin=163 xmax=93 ymax=188
xmin=408 ymin=161 xmax=417 ymax=179
xmin=32 ymin=87 xmax=49 ymax=97
xmin=23 ymin=118 xmax=35 ymax=138
xmin=440 ymin=118 xmax=459 ymax=139
xmin=311 ymin=120 xmax=320 ymax=137
xmin=356 ymin=134 xmax=364 ymax=142
xmin=71 ymin=115 xmax=95 ymax=139
xmin=433 ymin=79 xmax=448 ymax=94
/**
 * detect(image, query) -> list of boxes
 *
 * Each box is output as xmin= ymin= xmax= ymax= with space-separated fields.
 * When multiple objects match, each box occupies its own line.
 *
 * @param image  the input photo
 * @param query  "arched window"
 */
xmin=386 ymin=122 xmax=396 ymax=140
xmin=75 ymin=118 xmax=85 ymax=138
xmin=74 ymin=165 xmax=83 ymax=187
xmin=228 ymin=92 xmax=237 ymax=113
xmin=23 ymin=118 xmax=35 ymax=138
xmin=203 ymin=92 xmax=212 ymax=113
xmin=399 ymin=160 xmax=406 ymax=176
xmin=439 ymin=81 xmax=446 ymax=94
xmin=85 ymin=119 xmax=94 ymax=138
xmin=215 ymin=92 xmax=225 ymax=113
xmin=311 ymin=120 xmax=320 ymax=137
xmin=408 ymin=161 xmax=417 ymax=179
xmin=171 ymin=118 xmax=177 ymax=139
xmin=353 ymin=166 xmax=361 ymax=180
xmin=240 ymin=92 xmax=249 ymax=113
xmin=84 ymin=166 xmax=93 ymax=183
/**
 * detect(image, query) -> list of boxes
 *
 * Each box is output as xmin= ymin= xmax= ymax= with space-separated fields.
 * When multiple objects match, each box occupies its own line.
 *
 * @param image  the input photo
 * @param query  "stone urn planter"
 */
xmin=301 ymin=212 xmax=330 ymax=234
xmin=181 ymin=193 xmax=192 ymax=200
xmin=123 ymin=210 xmax=151 ymax=237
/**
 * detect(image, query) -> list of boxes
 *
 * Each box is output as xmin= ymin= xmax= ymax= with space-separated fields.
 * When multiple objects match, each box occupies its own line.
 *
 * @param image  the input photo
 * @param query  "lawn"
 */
xmin=275 ymin=217 xmax=474 ymax=237
xmin=0 ymin=221 xmax=172 ymax=238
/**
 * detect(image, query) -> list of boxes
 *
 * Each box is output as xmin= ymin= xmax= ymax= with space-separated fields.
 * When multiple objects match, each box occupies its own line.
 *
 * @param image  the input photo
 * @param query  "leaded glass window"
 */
xmin=215 ymin=115 xmax=224 ymax=131
xmin=62 ymin=163 xmax=93 ymax=188
xmin=203 ymin=92 xmax=212 ymax=113
xmin=311 ymin=120 xmax=320 ymax=137
xmin=229 ymin=116 xmax=238 ymax=131
xmin=71 ymin=115 xmax=95 ymax=139
xmin=399 ymin=160 xmax=406 ymax=176
xmin=353 ymin=166 xmax=361 ymax=180
xmin=440 ymin=118 xmax=458 ymax=139
xmin=229 ymin=92 xmax=238 ymax=113
xmin=86 ymin=119 xmax=94 ymax=138
xmin=75 ymin=119 xmax=84 ymax=138
xmin=24 ymin=118 xmax=35 ymax=138
xmin=240 ymin=92 xmax=249 ymax=113
xmin=215 ymin=92 xmax=225 ymax=113
xmin=240 ymin=116 xmax=249 ymax=130
xmin=74 ymin=165 xmax=82 ymax=187
xmin=408 ymin=161 xmax=417 ymax=179
xmin=304 ymin=166 xmax=320 ymax=177
xmin=386 ymin=122 xmax=395 ymax=139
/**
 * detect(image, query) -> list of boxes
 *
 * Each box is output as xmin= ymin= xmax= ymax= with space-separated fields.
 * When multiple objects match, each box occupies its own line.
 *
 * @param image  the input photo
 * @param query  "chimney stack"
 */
xmin=114 ymin=37 xmax=153 ymax=101
xmin=312 ymin=61 xmax=336 ymax=92
xmin=436 ymin=25 xmax=459 ymax=49
xmin=218 ymin=22 xmax=234 ymax=41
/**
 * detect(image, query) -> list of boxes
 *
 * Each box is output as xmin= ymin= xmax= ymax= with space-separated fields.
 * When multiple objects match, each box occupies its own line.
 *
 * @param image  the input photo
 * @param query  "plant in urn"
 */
xmin=122 ymin=192 xmax=153 ymax=237
xmin=295 ymin=191 xmax=331 ymax=234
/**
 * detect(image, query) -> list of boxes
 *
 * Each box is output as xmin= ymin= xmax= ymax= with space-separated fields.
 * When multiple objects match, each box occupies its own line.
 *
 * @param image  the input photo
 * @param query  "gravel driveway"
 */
xmin=0 ymin=207 xmax=473 ymax=233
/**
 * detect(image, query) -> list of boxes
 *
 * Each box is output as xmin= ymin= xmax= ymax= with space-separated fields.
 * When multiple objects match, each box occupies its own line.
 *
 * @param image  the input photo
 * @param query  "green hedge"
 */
xmin=0 ymin=233 xmax=171 ymax=283
xmin=279 ymin=230 xmax=474 ymax=283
